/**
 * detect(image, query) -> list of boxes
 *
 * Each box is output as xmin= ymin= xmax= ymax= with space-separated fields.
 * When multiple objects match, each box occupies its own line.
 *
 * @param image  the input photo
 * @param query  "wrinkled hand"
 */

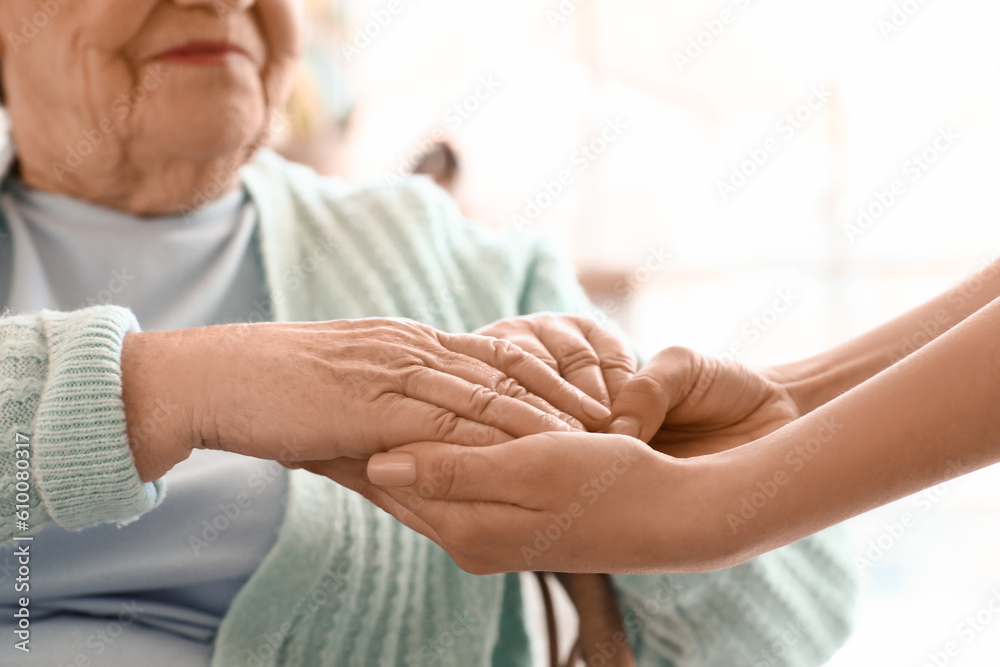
xmin=607 ymin=346 xmax=800 ymax=457
xmin=475 ymin=314 xmax=637 ymax=413
xmin=122 ymin=318 xmax=611 ymax=481
xmin=300 ymin=431 xmax=718 ymax=574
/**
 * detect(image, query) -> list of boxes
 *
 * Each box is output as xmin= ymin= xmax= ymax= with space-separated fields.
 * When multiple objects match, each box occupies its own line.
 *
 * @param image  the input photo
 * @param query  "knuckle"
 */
xmin=466 ymin=418 xmax=505 ymax=447
xmin=468 ymin=385 xmax=501 ymax=421
xmin=628 ymin=373 xmax=666 ymax=400
xmin=490 ymin=337 xmax=523 ymax=363
xmin=431 ymin=410 xmax=463 ymax=441
xmin=493 ymin=375 xmax=526 ymax=399
xmin=563 ymin=314 xmax=592 ymax=331
xmin=558 ymin=347 xmax=600 ymax=373
xmin=602 ymin=350 xmax=638 ymax=372
xmin=398 ymin=364 xmax=430 ymax=391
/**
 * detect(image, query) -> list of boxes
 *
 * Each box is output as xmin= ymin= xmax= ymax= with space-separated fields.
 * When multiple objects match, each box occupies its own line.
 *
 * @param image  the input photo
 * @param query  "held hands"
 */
xmin=122 ymin=312 xmax=793 ymax=570
xmin=301 ymin=336 xmax=804 ymax=573
xmin=470 ymin=320 xmax=797 ymax=459
xmin=121 ymin=317 xmax=612 ymax=482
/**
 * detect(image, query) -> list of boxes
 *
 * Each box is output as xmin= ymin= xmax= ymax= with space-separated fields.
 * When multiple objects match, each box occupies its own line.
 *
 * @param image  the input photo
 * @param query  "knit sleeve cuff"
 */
xmin=32 ymin=306 xmax=166 ymax=531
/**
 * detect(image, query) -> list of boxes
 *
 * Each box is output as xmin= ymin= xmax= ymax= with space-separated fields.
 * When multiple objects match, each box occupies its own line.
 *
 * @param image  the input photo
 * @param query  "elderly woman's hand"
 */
xmin=299 ymin=432 xmax=728 ymax=574
xmin=607 ymin=346 xmax=800 ymax=457
xmin=121 ymin=318 xmax=611 ymax=482
xmin=475 ymin=314 xmax=637 ymax=416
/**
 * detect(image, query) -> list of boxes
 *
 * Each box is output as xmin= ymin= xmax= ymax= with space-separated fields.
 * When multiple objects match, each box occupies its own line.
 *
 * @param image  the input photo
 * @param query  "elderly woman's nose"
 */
xmin=170 ymin=0 xmax=256 ymax=9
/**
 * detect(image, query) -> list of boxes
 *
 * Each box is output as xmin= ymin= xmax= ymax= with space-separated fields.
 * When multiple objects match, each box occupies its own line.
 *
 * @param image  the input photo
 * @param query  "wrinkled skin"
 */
xmin=123 ymin=317 xmax=610 ymax=482
xmin=0 ymin=0 xmax=303 ymax=214
xmin=475 ymin=313 xmax=638 ymax=409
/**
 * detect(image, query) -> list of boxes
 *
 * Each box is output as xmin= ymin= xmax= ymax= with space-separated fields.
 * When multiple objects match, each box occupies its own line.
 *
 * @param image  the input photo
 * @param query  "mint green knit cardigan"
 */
xmin=0 ymin=150 xmax=858 ymax=666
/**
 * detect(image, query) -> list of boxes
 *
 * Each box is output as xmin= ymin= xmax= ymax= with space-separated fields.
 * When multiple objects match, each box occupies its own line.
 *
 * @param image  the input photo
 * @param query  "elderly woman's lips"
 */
xmin=156 ymin=41 xmax=249 ymax=65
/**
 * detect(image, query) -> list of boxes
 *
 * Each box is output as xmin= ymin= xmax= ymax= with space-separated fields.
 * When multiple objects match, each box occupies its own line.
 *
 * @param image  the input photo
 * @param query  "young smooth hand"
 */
xmin=300 ymin=431 xmax=726 ymax=575
xmin=607 ymin=346 xmax=800 ymax=457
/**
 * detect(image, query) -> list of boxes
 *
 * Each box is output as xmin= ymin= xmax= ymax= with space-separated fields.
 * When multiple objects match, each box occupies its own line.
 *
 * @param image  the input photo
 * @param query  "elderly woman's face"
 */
xmin=0 ymin=0 xmax=303 ymax=186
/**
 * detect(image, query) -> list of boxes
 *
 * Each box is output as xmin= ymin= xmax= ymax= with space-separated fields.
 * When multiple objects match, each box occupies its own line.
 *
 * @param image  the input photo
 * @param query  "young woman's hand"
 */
xmin=607 ymin=347 xmax=800 ymax=458
xmin=121 ymin=318 xmax=610 ymax=481
xmin=475 ymin=314 xmax=637 ymax=420
xmin=300 ymin=431 xmax=727 ymax=575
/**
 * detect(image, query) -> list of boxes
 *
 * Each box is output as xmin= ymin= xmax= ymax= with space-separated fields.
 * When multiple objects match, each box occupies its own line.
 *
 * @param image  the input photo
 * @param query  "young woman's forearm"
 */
xmin=768 ymin=257 xmax=1000 ymax=414
xmin=710 ymin=294 xmax=1000 ymax=566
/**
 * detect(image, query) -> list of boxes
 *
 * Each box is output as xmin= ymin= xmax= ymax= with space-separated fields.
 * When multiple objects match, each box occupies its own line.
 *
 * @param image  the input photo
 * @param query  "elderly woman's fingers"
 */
xmin=422 ymin=349 xmax=587 ymax=431
xmin=397 ymin=374 xmax=580 ymax=441
xmin=473 ymin=314 xmax=637 ymax=425
xmin=533 ymin=319 xmax=611 ymax=407
xmin=503 ymin=334 xmax=561 ymax=373
xmin=379 ymin=400 xmax=523 ymax=447
xmin=474 ymin=316 xmax=606 ymax=401
xmin=575 ymin=323 xmax=638 ymax=402
xmin=534 ymin=316 xmax=640 ymax=407
xmin=441 ymin=331 xmax=612 ymax=429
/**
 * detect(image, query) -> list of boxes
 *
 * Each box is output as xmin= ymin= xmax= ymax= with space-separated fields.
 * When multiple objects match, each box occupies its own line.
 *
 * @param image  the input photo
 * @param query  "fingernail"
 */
xmin=581 ymin=396 xmax=611 ymax=421
xmin=368 ymin=452 xmax=417 ymax=487
xmin=608 ymin=416 xmax=640 ymax=437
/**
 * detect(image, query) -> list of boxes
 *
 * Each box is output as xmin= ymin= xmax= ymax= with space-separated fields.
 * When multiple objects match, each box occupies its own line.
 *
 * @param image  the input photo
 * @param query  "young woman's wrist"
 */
xmin=647 ymin=452 xmax=751 ymax=571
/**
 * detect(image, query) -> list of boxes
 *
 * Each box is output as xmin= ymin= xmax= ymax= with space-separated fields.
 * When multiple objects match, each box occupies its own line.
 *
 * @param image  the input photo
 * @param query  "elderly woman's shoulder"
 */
xmin=244 ymin=150 xmax=514 ymax=245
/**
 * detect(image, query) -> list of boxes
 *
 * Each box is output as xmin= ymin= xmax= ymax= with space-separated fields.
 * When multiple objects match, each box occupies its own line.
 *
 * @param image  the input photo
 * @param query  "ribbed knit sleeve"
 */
xmin=1 ymin=306 xmax=166 ymax=545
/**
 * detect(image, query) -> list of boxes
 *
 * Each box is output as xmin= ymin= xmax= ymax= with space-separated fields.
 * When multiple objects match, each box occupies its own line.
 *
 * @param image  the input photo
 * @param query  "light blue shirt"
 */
xmin=0 ymin=179 xmax=286 ymax=666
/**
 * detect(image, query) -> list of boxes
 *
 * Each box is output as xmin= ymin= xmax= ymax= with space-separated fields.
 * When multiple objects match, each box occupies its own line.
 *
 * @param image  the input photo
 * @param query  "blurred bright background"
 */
xmin=284 ymin=0 xmax=1000 ymax=664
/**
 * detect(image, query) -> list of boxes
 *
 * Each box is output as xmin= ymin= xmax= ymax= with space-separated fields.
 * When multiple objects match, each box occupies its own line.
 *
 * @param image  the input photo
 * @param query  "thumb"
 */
xmin=366 ymin=439 xmax=545 ymax=505
xmin=607 ymin=346 xmax=698 ymax=442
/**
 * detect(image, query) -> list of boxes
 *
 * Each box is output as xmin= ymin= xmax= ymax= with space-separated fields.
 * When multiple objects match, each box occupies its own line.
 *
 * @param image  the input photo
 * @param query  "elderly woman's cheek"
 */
xmin=81 ymin=1 xmax=161 ymax=49
xmin=254 ymin=0 xmax=307 ymax=109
